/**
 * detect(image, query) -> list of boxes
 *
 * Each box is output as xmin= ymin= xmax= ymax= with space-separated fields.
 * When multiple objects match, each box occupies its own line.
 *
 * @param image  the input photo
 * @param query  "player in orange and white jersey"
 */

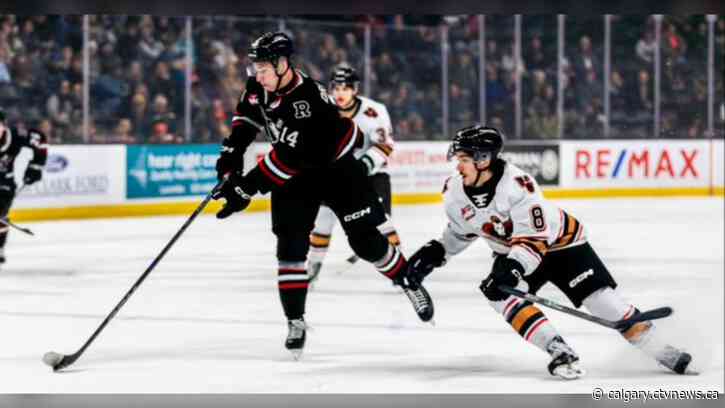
xmin=406 ymin=124 xmax=696 ymax=379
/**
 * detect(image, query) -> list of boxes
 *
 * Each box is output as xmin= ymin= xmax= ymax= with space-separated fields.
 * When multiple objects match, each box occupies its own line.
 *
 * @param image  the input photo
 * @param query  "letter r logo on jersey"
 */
xmin=293 ymin=101 xmax=311 ymax=119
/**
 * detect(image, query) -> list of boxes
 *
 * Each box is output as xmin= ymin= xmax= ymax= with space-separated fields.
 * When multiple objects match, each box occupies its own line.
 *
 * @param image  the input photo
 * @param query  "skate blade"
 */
xmin=428 ymin=318 xmax=436 ymax=327
xmin=289 ymin=349 xmax=304 ymax=361
xmin=552 ymin=365 xmax=586 ymax=380
xmin=337 ymin=255 xmax=359 ymax=275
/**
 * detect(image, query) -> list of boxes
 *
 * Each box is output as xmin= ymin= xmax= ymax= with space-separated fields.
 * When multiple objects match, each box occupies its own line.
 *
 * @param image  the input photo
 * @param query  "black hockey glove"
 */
xmin=212 ymin=172 xmax=255 ymax=219
xmin=216 ymin=138 xmax=242 ymax=181
xmin=480 ymin=256 xmax=525 ymax=302
xmin=406 ymin=240 xmax=447 ymax=286
xmin=23 ymin=165 xmax=43 ymax=185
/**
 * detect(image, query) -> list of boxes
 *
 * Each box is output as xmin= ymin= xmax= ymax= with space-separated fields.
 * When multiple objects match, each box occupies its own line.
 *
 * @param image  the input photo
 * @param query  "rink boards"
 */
xmin=9 ymin=139 xmax=725 ymax=221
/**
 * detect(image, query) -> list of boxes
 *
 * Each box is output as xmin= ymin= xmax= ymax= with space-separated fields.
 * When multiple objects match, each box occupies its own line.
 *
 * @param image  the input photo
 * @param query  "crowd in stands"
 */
xmin=0 ymin=14 xmax=722 ymax=144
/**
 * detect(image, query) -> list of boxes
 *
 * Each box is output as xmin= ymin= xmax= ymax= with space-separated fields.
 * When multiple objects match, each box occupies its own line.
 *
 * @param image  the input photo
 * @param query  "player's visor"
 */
xmin=446 ymin=145 xmax=493 ymax=163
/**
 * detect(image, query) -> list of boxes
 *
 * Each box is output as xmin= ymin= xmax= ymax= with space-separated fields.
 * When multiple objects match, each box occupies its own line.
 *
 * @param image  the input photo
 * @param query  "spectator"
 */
xmin=38 ymin=118 xmax=57 ymax=144
xmin=114 ymin=117 xmax=137 ymax=143
xmin=150 ymin=61 xmax=178 ymax=104
xmin=138 ymin=21 xmax=163 ymax=63
xmin=149 ymin=93 xmax=177 ymax=136
xmin=635 ymin=30 xmax=656 ymax=64
xmin=46 ymin=79 xmax=74 ymax=136
xmin=129 ymin=92 xmax=150 ymax=139
xmin=148 ymin=118 xmax=181 ymax=144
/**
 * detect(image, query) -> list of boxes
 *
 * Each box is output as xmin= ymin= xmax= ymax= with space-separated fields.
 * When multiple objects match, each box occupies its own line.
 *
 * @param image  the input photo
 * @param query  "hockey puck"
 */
xmin=42 ymin=351 xmax=63 ymax=368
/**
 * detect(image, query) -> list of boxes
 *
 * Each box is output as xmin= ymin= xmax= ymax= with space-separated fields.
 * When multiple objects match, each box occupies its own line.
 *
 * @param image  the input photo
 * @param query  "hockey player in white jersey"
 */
xmin=405 ymin=125 xmax=696 ymax=379
xmin=308 ymin=64 xmax=401 ymax=282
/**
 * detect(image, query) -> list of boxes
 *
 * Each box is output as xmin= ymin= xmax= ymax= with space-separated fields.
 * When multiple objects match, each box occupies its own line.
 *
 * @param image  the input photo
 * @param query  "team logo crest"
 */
xmin=482 ymin=215 xmax=513 ymax=240
xmin=248 ymin=94 xmax=258 ymax=105
xmin=364 ymin=107 xmax=378 ymax=118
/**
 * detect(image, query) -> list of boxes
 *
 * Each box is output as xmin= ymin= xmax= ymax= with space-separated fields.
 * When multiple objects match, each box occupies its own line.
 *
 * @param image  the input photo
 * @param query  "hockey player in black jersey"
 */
xmin=308 ymin=64 xmax=401 ymax=283
xmin=212 ymin=32 xmax=433 ymax=358
xmin=0 ymin=109 xmax=48 ymax=265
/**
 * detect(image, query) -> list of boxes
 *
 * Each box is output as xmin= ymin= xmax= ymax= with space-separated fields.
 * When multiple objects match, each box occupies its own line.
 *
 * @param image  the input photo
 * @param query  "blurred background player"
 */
xmin=308 ymin=64 xmax=400 ymax=283
xmin=406 ymin=125 xmax=695 ymax=379
xmin=0 ymin=108 xmax=48 ymax=266
xmin=213 ymin=33 xmax=433 ymax=358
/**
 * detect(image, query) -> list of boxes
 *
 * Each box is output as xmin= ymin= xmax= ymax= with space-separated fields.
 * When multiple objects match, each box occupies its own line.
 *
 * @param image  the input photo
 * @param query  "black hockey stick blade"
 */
xmin=0 ymin=217 xmax=34 ymax=236
xmin=44 ymin=180 xmax=225 ymax=372
xmin=612 ymin=306 xmax=673 ymax=330
xmin=498 ymin=285 xmax=673 ymax=330
xmin=42 ymin=351 xmax=79 ymax=372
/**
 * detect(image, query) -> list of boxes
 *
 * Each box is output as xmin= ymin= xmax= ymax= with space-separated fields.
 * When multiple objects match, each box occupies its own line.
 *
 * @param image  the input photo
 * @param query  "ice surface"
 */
xmin=0 ymin=197 xmax=722 ymax=393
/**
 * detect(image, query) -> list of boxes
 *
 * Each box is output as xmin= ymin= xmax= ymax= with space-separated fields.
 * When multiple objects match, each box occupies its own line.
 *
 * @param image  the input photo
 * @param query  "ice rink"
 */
xmin=0 ymin=197 xmax=722 ymax=393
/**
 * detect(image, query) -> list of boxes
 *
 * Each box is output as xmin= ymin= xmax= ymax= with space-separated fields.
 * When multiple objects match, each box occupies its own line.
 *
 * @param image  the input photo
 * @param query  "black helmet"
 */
xmin=248 ymin=31 xmax=294 ymax=66
xmin=330 ymin=64 xmax=360 ymax=89
xmin=447 ymin=125 xmax=504 ymax=162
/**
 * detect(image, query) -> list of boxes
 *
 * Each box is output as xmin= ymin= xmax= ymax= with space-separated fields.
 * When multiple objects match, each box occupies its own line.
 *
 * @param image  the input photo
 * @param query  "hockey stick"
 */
xmin=0 ymin=217 xmax=34 ymax=236
xmin=498 ymin=285 xmax=672 ymax=331
xmin=42 ymin=180 xmax=226 ymax=372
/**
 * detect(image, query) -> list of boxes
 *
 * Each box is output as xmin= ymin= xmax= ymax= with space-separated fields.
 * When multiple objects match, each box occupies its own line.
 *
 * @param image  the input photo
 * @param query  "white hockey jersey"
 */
xmin=439 ymin=161 xmax=587 ymax=276
xmin=349 ymin=96 xmax=394 ymax=175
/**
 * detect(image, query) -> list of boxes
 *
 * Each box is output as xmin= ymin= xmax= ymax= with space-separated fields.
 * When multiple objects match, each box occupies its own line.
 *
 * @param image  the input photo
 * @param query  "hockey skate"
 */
xmin=655 ymin=345 xmax=697 ymax=375
xmin=546 ymin=336 xmax=586 ymax=380
xmin=400 ymin=281 xmax=434 ymax=323
xmin=285 ymin=318 xmax=307 ymax=360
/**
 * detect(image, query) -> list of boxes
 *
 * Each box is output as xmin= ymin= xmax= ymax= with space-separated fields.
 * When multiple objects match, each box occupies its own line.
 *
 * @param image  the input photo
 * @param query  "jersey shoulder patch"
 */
xmin=363 ymin=107 xmax=378 ymax=118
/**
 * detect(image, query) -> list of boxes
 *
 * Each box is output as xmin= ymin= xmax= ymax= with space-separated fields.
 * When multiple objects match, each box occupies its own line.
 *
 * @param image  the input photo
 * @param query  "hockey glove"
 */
xmin=480 ymin=256 xmax=524 ymax=302
xmin=406 ymin=240 xmax=446 ymax=286
xmin=23 ymin=165 xmax=43 ymax=185
xmin=216 ymin=138 xmax=242 ymax=181
xmin=212 ymin=172 xmax=254 ymax=219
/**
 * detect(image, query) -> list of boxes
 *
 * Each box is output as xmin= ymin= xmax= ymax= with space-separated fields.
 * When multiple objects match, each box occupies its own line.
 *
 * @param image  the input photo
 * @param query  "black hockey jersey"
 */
xmin=0 ymin=126 xmax=48 ymax=190
xmin=225 ymin=69 xmax=359 ymax=194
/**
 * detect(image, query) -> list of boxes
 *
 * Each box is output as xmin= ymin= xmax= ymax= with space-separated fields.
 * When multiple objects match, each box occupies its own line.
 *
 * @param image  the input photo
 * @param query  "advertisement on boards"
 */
xmin=560 ymin=141 xmax=710 ymax=189
xmin=14 ymin=145 xmax=125 ymax=209
xmin=126 ymin=145 xmax=218 ymax=199
xmin=501 ymin=143 xmax=560 ymax=186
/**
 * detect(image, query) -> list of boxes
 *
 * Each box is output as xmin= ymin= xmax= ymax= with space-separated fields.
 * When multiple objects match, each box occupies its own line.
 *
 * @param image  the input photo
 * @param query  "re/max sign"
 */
xmin=575 ymin=148 xmax=700 ymax=179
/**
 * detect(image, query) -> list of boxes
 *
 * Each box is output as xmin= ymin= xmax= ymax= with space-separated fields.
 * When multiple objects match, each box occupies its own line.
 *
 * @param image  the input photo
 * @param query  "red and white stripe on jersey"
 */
xmin=231 ymin=115 xmax=264 ymax=131
xmin=621 ymin=305 xmax=635 ymax=320
xmin=334 ymin=118 xmax=359 ymax=160
xmin=258 ymin=149 xmax=298 ymax=186
xmin=523 ymin=315 xmax=549 ymax=341
xmin=278 ymin=261 xmax=308 ymax=290
xmin=374 ymin=244 xmax=406 ymax=279
xmin=502 ymin=297 xmax=522 ymax=317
